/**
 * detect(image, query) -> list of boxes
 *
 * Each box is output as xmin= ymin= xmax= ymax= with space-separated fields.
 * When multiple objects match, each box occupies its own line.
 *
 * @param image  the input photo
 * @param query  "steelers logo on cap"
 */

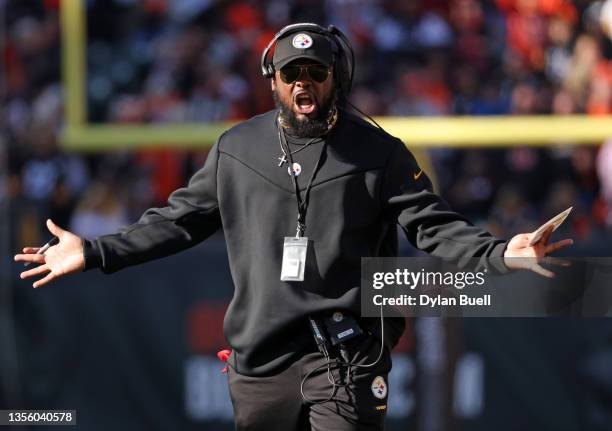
xmin=292 ymin=34 xmax=313 ymax=49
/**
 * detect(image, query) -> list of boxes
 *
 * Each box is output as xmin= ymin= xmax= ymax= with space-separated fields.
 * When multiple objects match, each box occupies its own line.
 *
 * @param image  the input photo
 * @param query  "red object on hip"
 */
xmin=217 ymin=349 xmax=232 ymax=374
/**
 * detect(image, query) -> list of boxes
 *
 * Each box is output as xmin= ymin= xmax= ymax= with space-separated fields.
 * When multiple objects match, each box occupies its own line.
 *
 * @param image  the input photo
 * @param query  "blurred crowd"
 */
xmin=3 ymin=0 xmax=612 ymax=254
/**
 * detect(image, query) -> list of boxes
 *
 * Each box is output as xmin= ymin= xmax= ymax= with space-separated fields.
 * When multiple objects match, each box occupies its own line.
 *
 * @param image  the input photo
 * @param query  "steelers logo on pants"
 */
xmin=371 ymin=376 xmax=387 ymax=399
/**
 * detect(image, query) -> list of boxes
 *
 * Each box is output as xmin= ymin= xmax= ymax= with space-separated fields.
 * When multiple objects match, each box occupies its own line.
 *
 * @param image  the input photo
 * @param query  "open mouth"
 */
xmin=294 ymin=91 xmax=317 ymax=115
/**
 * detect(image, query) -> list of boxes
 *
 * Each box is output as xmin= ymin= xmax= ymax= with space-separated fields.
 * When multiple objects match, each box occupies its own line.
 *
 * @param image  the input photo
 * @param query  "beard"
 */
xmin=273 ymin=87 xmax=337 ymax=138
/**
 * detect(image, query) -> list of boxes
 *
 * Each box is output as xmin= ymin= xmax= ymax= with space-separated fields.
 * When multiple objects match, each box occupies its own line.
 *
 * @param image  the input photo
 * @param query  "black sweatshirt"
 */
xmin=83 ymin=109 xmax=508 ymax=376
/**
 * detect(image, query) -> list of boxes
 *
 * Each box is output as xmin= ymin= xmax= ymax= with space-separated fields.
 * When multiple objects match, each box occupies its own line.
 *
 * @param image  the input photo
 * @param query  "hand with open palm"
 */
xmin=14 ymin=219 xmax=85 ymax=288
xmin=503 ymin=225 xmax=573 ymax=278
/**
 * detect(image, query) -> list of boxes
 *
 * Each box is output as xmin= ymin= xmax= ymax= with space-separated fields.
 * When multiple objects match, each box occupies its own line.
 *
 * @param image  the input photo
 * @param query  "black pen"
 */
xmin=23 ymin=236 xmax=59 ymax=267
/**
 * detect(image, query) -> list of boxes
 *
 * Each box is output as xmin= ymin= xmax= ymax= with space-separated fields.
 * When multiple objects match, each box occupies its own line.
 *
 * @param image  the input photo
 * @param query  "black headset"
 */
xmin=260 ymin=23 xmax=355 ymax=99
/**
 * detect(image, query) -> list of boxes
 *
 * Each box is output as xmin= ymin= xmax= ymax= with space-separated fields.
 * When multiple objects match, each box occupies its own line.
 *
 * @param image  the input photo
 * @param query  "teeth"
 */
xmin=296 ymin=94 xmax=313 ymax=105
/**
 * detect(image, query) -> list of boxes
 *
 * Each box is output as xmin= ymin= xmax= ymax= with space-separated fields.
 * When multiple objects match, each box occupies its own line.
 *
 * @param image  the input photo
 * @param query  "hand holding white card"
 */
xmin=504 ymin=208 xmax=574 ymax=278
xmin=528 ymin=207 xmax=573 ymax=246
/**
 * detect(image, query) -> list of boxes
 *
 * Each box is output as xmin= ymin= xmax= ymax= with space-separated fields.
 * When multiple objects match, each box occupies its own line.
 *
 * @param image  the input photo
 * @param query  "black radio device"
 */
xmin=307 ymin=311 xmax=362 ymax=355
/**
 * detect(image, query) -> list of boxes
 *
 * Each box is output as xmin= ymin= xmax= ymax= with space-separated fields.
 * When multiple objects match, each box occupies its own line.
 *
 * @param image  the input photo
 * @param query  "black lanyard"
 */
xmin=277 ymin=124 xmax=328 ymax=237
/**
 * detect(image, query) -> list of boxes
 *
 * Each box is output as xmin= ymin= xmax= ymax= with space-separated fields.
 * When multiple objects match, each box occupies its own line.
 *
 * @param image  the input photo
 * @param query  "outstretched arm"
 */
xmin=15 ymin=138 xmax=223 ymax=286
xmin=383 ymin=140 xmax=508 ymax=270
xmin=383 ymin=140 xmax=573 ymax=275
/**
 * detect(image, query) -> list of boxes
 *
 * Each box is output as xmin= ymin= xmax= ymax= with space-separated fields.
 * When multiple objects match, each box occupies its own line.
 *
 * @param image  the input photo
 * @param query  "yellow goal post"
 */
xmin=60 ymin=0 xmax=612 ymax=184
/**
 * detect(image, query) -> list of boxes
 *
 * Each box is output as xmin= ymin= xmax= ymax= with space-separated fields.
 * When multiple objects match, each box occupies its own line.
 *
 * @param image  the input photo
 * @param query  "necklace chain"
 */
xmin=277 ymin=107 xmax=338 ymax=167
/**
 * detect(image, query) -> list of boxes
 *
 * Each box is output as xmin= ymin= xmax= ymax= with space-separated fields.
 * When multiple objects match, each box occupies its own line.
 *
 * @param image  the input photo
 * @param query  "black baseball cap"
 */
xmin=273 ymin=31 xmax=334 ymax=70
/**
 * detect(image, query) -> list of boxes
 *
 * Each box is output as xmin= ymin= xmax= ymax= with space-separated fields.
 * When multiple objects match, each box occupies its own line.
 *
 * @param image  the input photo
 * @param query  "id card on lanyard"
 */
xmin=280 ymin=236 xmax=308 ymax=281
xmin=277 ymin=121 xmax=327 ymax=282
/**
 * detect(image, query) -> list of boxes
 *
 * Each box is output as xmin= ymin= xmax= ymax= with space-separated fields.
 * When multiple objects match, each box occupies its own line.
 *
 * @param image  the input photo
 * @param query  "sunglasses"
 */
xmin=279 ymin=64 xmax=331 ymax=84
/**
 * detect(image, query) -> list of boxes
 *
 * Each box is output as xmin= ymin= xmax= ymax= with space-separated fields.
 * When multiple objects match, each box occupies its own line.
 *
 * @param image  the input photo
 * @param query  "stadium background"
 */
xmin=2 ymin=0 xmax=612 ymax=430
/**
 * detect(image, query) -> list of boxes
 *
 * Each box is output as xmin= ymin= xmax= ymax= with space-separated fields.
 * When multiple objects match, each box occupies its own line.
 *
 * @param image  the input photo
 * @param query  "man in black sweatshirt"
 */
xmin=16 ymin=24 xmax=572 ymax=431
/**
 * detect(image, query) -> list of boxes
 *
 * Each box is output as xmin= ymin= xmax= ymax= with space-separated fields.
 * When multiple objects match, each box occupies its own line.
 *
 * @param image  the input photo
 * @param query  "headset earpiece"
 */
xmin=263 ymin=63 xmax=274 ymax=79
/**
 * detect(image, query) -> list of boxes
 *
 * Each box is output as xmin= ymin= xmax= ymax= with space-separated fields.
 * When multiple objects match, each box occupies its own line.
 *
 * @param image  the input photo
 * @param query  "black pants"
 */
xmin=227 ymin=334 xmax=392 ymax=431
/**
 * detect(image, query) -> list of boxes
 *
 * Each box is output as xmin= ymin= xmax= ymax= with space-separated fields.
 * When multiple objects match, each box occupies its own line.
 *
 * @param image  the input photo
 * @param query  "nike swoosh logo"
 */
xmin=413 ymin=170 xmax=423 ymax=180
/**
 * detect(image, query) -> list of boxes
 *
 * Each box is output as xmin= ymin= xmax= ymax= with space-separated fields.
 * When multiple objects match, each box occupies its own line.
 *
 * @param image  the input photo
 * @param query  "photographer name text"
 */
xmin=373 ymin=294 xmax=491 ymax=307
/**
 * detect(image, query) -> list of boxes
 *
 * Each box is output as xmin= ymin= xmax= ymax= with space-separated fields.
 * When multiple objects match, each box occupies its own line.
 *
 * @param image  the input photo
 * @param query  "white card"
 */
xmin=281 ymin=259 xmax=300 ymax=278
xmin=529 ymin=207 xmax=573 ymax=246
xmin=281 ymin=237 xmax=308 ymax=281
